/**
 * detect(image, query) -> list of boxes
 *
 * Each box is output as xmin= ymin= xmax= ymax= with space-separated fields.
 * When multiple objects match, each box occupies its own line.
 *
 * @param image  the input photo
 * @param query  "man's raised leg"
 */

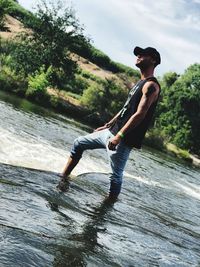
xmin=62 ymin=156 xmax=80 ymax=178
xmin=57 ymin=129 xmax=109 ymax=192
xmin=57 ymin=156 xmax=80 ymax=192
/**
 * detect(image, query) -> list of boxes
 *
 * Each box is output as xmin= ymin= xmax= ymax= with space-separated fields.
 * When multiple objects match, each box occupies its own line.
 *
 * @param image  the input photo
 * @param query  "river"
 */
xmin=0 ymin=90 xmax=200 ymax=267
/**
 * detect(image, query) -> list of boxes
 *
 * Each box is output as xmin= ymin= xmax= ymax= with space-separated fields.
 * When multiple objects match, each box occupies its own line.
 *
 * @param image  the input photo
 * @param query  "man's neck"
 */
xmin=140 ymin=68 xmax=154 ymax=80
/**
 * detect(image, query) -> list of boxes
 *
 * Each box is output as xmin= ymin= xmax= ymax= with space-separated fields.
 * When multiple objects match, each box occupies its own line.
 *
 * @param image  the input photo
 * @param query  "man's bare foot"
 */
xmin=103 ymin=193 xmax=119 ymax=204
xmin=56 ymin=174 xmax=70 ymax=192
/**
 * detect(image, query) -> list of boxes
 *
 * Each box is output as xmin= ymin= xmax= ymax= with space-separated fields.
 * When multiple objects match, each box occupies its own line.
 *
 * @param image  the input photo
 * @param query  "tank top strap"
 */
xmin=145 ymin=77 xmax=161 ymax=88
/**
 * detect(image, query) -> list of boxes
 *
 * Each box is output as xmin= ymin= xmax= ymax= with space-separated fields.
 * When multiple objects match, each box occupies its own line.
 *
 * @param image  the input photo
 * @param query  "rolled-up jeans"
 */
xmin=70 ymin=129 xmax=132 ymax=195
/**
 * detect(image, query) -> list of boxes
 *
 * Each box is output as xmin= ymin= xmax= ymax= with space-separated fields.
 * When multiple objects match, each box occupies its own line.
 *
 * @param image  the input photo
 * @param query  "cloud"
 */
xmin=74 ymin=0 xmax=200 ymax=75
xmin=18 ymin=0 xmax=200 ymax=75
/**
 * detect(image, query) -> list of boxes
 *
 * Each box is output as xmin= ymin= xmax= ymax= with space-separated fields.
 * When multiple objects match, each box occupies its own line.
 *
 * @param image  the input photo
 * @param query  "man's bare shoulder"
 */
xmin=143 ymin=80 xmax=160 ymax=94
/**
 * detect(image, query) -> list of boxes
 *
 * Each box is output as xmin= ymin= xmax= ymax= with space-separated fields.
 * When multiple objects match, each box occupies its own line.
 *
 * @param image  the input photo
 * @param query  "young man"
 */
xmin=57 ymin=46 xmax=161 ymax=200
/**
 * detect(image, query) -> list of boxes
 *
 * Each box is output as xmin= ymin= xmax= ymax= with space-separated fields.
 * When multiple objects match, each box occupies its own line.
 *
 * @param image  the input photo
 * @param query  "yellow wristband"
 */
xmin=118 ymin=131 xmax=124 ymax=138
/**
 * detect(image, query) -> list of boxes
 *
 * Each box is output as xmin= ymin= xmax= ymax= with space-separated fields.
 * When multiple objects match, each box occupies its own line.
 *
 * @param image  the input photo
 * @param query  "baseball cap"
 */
xmin=133 ymin=46 xmax=161 ymax=66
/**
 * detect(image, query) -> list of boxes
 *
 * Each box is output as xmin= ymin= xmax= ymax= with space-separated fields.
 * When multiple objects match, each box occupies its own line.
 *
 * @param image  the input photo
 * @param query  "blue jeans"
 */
xmin=70 ymin=129 xmax=132 ymax=195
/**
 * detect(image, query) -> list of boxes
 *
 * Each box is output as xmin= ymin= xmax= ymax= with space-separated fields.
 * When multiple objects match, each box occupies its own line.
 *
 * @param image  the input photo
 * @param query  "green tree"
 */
xmin=156 ymin=64 xmax=200 ymax=155
xmin=11 ymin=0 xmax=87 ymax=87
xmin=161 ymin=72 xmax=179 ymax=88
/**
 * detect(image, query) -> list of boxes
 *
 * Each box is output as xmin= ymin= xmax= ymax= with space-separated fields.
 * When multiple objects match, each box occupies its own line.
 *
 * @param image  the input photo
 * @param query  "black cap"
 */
xmin=133 ymin=46 xmax=161 ymax=66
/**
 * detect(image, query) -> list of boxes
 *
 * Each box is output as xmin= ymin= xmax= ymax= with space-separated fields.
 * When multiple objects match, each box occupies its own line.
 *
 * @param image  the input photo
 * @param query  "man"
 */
xmin=57 ymin=46 xmax=161 ymax=200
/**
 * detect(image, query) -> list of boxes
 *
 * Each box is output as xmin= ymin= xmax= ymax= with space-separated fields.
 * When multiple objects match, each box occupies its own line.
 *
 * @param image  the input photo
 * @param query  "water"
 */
xmin=0 ymin=90 xmax=200 ymax=267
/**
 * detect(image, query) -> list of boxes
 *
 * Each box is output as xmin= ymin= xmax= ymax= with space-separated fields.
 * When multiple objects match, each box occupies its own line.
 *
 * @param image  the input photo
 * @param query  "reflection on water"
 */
xmin=0 ymin=90 xmax=200 ymax=267
xmin=51 ymin=198 xmax=115 ymax=267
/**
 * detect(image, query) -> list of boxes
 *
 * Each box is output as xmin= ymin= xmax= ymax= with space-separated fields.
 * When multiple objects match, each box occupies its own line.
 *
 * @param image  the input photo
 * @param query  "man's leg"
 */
xmin=58 ymin=129 xmax=111 ymax=191
xmin=107 ymin=141 xmax=131 ymax=200
xmin=61 ymin=156 xmax=79 ymax=178
xmin=57 ymin=156 xmax=79 ymax=191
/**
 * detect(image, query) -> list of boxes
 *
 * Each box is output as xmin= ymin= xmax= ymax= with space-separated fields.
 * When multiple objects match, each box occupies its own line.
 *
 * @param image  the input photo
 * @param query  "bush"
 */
xmin=0 ymin=53 xmax=12 ymax=67
xmin=69 ymin=75 xmax=89 ymax=94
xmin=80 ymin=69 xmax=104 ymax=83
xmin=144 ymin=128 xmax=165 ymax=150
xmin=26 ymin=65 xmax=52 ymax=102
xmin=81 ymin=78 xmax=127 ymax=121
xmin=0 ymin=0 xmax=10 ymax=30
xmin=0 ymin=65 xmax=27 ymax=94
xmin=65 ymin=91 xmax=81 ymax=100
xmin=0 ymin=38 xmax=17 ymax=55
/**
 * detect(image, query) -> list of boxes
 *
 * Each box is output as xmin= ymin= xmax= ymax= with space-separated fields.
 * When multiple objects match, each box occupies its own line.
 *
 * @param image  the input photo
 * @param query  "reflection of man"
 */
xmin=58 ymin=46 xmax=161 ymax=200
xmin=52 ymin=199 xmax=114 ymax=266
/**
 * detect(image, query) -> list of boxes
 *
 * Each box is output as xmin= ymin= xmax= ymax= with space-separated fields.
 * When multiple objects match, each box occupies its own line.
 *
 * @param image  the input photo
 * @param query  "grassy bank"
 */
xmin=145 ymin=131 xmax=200 ymax=166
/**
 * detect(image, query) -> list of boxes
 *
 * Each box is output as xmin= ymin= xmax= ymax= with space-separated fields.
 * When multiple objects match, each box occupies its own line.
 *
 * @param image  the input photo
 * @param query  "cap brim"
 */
xmin=133 ymin=46 xmax=145 ymax=56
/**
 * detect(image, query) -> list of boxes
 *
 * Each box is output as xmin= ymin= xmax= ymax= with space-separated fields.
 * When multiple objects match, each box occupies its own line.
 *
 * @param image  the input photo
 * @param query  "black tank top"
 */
xmin=110 ymin=77 xmax=161 ymax=148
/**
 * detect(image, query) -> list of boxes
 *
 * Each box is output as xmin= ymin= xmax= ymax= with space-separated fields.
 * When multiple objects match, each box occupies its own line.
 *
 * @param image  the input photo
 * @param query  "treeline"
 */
xmin=0 ymin=0 xmax=200 ymax=156
xmin=155 ymin=66 xmax=200 ymax=155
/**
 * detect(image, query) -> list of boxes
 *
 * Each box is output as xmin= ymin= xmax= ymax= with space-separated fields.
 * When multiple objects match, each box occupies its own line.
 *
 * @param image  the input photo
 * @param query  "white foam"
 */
xmin=173 ymin=181 xmax=200 ymax=200
xmin=0 ymin=126 xmax=111 ymax=176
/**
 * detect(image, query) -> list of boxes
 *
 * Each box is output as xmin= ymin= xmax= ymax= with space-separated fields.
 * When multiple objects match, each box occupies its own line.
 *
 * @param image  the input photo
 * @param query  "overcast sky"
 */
xmin=18 ymin=0 xmax=200 ymax=77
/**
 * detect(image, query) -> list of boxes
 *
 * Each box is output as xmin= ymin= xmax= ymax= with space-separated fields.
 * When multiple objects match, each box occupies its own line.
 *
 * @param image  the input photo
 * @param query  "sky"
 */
xmin=18 ymin=0 xmax=200 ymax=77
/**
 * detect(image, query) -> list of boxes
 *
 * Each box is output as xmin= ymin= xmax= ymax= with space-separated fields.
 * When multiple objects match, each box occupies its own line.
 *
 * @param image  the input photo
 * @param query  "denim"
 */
xmin=70 ymin=129 xmax=131 ymax=195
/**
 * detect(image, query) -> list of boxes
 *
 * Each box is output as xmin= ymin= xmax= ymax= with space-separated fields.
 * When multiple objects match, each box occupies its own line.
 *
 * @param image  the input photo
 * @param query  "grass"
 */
xmin=166 ymin=143 xmax=192 ymax=163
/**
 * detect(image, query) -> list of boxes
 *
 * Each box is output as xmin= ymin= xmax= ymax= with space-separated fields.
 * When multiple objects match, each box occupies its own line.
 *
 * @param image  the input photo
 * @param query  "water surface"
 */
xmin=0 ymin=91 xmax=200 ymax=267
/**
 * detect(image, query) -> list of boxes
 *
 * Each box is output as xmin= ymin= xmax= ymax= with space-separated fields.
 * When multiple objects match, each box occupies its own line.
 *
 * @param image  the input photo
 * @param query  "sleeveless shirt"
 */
xmin=110 ymin=77 xmax=161 ymax=148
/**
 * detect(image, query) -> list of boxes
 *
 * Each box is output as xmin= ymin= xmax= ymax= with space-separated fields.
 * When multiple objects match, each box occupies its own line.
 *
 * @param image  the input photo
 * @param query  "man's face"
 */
xmin=135 ymin=54 xmax=154 ymax=69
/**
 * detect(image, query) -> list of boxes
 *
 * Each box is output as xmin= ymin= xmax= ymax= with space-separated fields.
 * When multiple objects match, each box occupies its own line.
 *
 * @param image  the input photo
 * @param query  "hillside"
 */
xmin=0 ymin=15 xmax=129 ymax=83
xmin=0 ymin=13 xmax=135 ymax=127
xmin=0 ymin=14 xmax=24 ymax=38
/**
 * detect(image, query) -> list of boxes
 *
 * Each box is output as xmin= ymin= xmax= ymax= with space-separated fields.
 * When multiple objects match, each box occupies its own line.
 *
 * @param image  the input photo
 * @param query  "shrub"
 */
xmin=80 ymin=69 xmax=104 ymax=83
xmin=144 ymin=128 xmax=165 ymax=150
xmin=70 ymin=75 xmax=89 ymax=94
xmin=0 ymin=0 xmax=10 ymax=30
xmin=0 ymin=65 xmax=27 ymax=94
xmin=81 ymin=78 xmax=127 ymax=121
xmin=0 ymin=38 xmax=17 ymax=55
xmin=26 ymin=65 xmax=52 ymax=102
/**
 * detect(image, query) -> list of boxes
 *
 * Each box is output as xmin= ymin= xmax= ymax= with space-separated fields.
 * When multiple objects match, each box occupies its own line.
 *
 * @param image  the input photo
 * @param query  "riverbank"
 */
xmin=145 ymin=132 xmax=200 ymax=167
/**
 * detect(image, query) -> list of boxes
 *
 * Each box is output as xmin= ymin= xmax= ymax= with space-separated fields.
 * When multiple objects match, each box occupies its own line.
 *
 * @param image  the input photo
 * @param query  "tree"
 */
xmin=11 ymin=0 xmax=88 ymax=87
xmin=161 ymin=72 xmax=179 ymax=88
xmin=156 ymin=64 xmax=200 ymax=155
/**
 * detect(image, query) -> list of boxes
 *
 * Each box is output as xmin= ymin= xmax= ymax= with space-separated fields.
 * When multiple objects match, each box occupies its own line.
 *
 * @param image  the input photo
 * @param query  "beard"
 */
xmin=135 ymin=58 xmax=152 ymax=70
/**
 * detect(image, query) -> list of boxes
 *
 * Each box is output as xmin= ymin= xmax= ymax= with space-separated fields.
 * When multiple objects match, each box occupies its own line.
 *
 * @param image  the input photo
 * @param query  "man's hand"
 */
xmin=93 ymin=124 xmax=108 ymax=132
xmin=108 ymin=135 xmax=121 ymax=150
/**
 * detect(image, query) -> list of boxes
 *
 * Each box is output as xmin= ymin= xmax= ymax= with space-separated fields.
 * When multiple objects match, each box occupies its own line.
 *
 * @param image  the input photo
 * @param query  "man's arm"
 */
xmin=124 ymin=81 xmax=135 ymax=90
xmin=108 ymin=81 xmax=159 ymax=150
xmin=94 ymin=110 xmax=122 ymax=132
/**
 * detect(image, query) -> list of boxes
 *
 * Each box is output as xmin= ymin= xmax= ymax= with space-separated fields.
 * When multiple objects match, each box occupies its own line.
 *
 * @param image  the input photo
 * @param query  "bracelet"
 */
xmin=117 ymin=131 xmax=124 ymax=138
